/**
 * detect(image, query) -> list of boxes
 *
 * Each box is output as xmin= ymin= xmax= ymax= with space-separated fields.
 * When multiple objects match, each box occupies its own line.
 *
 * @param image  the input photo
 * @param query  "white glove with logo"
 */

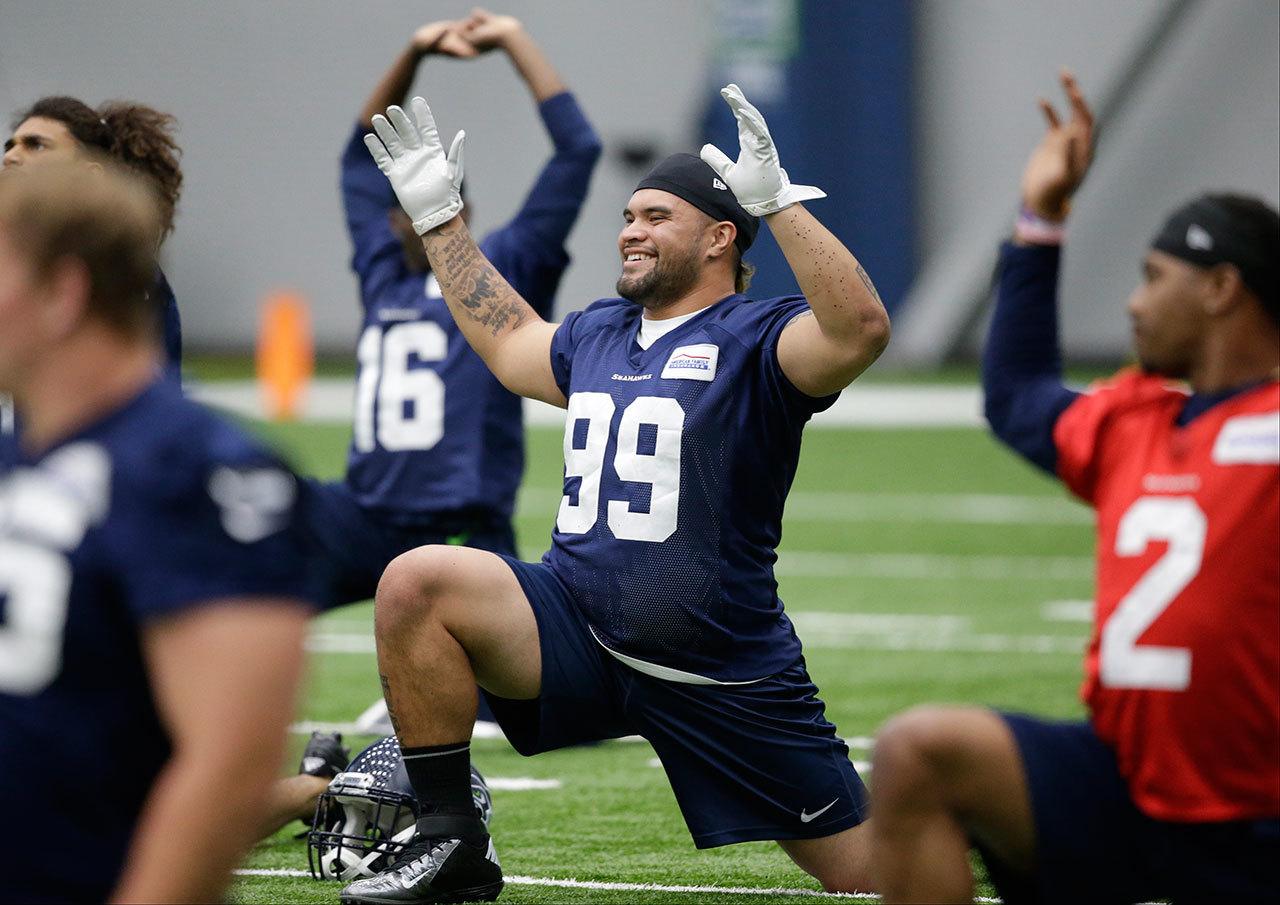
xmin=699 ymin=84 xmax=825 ymax=217
xmin=364 ymin=95 xmax=465 ymax=235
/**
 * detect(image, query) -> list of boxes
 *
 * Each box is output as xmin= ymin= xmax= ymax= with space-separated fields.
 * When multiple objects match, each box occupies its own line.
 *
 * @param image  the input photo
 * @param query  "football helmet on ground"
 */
xmin=307 ymin=735 xmax=492 ymax=881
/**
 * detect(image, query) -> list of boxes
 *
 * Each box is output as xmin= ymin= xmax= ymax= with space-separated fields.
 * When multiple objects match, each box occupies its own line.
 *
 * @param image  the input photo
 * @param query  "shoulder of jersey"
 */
xmin=567 ymin=297 xmax=636 ymax=332
xmin=579 ymin=296 xmax=634 ymax=317
xmin=110 ymin=385 xmax=290 ymax=502
xmin=1081 ymin=367 xmax=1188 ymax=409
xmin=696 ymin=293 xmax=807 ymax=340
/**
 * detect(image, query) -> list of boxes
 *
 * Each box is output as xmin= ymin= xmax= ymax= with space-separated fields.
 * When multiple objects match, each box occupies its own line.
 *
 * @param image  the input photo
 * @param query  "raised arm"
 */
xmin=359 ymin=21 xmax=476 ymax=129
xmin=982 ymin=71 xmax=1094 ymax=473
xmin=364 ymin=96 xmax=563 ymax=405
xmin=769 ymin=205 xmax=891 ymax=395
xmin=459 ymin=8 xmax=565 ymax=103
xmin=457 ymin=10 xmax=603 ymax=316
xmin=110 ymin=600 xmax=309 ymax=903
xmin=345 ymin=21 xmax=475 ymax=300
xmin=701 ymin=85 xmax=890 ymax=397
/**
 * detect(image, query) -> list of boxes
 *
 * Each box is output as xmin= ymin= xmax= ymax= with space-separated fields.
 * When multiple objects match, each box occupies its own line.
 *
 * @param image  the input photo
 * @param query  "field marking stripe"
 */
xmin=234 ymin=869 xmax=1158 ymax=905
xmin=516 ymin=487 xmax=1090 ymax=526
xmin=304 ymin=631 xmax=1086 ymax=659
xmin=295 ymin=557 xmax=1093 ymax=640
xmin=775 ymin=551 xmax=1091 ymax=581
xmin=192 ymin=381 xmax=989 ymax=429
xmin=234 ymin=868 xmax=998 ymax=901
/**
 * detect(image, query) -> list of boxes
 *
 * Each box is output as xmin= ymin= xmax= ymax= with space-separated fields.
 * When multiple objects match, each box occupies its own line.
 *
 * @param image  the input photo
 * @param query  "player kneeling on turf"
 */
xmin=339 ymin=83 xmax=891 ymax=904
xmin=869 ymin=71 xmax=1279 ymax=905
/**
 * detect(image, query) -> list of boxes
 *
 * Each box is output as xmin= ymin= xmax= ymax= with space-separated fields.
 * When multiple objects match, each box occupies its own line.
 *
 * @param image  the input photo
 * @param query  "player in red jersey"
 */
xmin=869 ymin=71 xmax=1279 ymax=904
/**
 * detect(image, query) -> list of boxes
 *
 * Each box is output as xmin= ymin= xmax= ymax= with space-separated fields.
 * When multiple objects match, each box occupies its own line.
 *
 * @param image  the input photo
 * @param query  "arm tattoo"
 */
xmin=856 ymin=263 xmax=883 ymax=305
xmin=379 ymin=674 xmax=401 ymax=735
xmin=783 ymin=309 xmax=815 ymax=333
xmin=424 ymin=223 xmax=530 ymax=337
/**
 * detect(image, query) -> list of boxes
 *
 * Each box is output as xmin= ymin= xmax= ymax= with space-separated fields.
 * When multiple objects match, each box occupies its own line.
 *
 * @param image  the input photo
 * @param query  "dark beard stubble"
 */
xmin=616 ymin=246 xmax=702 ymax=312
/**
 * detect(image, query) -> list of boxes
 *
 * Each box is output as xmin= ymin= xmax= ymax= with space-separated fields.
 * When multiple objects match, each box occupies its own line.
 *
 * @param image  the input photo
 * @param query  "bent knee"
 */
xmin=876 ymin=705 xmax=953 ymax=761
xmin=875 ymin=706 xmax=1012 ymax=803
xmin=874 ymin=706 xmax=988 ymax=789
xmin=375 ymin=545 xmax=464 ymax=630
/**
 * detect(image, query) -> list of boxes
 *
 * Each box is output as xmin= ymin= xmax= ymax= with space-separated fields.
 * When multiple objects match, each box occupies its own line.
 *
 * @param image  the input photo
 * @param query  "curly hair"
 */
xmin=13 ymin=96 xmax=183 ymax=239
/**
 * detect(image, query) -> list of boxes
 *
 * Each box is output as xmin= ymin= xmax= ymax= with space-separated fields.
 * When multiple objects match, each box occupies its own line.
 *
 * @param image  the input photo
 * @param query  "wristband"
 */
xmin=1014 ymin=207 xmax=1067 ymax=246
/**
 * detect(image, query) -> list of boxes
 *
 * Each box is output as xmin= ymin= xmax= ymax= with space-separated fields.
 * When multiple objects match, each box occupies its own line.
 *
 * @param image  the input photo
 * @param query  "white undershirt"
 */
xmin=636 ymin=309 xmax=703 ymax=350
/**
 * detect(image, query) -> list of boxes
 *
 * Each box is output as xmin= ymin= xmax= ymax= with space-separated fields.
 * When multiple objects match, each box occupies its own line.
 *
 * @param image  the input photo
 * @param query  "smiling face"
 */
xmin=2 ymin=117 xmax=81 ymax=170
xmin=616 ymin=189 xmax=723 ymax=312
xmin=1127 ymin=250 xmax=1213 ymax=378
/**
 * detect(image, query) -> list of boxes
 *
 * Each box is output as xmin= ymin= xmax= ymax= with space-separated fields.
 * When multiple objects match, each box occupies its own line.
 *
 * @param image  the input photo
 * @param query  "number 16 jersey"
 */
xmin=544 ymin=293 xmax=836 ymax=683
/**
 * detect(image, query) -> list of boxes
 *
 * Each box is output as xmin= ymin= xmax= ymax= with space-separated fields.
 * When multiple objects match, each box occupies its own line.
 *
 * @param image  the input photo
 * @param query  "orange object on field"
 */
xmin=256 ymin=291 xmax=314 ymax=421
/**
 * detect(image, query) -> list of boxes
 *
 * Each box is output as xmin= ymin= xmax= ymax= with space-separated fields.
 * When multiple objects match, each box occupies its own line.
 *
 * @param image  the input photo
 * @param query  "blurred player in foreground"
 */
xmin=305 ymin=8 xmax=600 ymax=609
xmin=4 ymin=95 xmax=185 ymax=376
xmin=345 ymin=82 xmax=890 ymax=903
xmin=0 ymin=162 xmax=315 ymax=904
xmin=870 ymin=72 xmax=1279 ymax=904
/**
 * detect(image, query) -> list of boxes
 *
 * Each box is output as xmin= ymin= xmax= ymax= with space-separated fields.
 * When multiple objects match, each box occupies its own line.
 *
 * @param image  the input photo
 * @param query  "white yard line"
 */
xmin=289 ymin=719 xmax=505 ymax=740
xmin=776 ymin=551 xmax=1092 ymax=581
xmin=235 ymin=868 xmax=1163 ymax=905
xmin=306 ymin=608 xmax=1087 ymax=660
xmin=482 ymin=778 xmax=563 ymax=791
xmin=233 ymin=867 xmax=958 ymax=900
xmin=1041 ymin=600 xmax=1095 ymax=622
xmin=191 ymin=380 xmax=987 ymax=429
xmin=789 ymin=612 xmax=1085 ymax=655
xmin=515 ymin=488 xmax=1091 ymax=526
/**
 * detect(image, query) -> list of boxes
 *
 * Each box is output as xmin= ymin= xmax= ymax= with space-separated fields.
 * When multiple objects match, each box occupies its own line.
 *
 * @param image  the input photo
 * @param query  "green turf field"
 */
xmin=229 ymin=416 xmax=1095 ymax=904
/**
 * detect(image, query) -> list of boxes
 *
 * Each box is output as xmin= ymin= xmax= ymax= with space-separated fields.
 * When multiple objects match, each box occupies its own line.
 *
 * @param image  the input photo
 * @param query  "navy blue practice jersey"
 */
xmin=341 ymin=92 xmax=600 ymax=525
xmin=0 ymin=379 xmax=314 ymax=904
xmin=544 ymin=294 xmax=836 ymax=683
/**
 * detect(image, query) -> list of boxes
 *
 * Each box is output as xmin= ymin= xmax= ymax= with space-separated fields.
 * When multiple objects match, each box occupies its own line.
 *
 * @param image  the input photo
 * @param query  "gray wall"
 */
xmin=4 ymin=1 xmax=1277 ymax=360
xmin=0 ymin=0 xmax=714 ymax=351
xmin=904 ymin=0 xmax=1280 ymax=361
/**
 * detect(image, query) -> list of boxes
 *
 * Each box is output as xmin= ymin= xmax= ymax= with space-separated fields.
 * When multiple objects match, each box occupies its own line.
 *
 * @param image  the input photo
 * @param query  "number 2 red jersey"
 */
xmin=1053 ymin=370 xmax=1280 ymax=822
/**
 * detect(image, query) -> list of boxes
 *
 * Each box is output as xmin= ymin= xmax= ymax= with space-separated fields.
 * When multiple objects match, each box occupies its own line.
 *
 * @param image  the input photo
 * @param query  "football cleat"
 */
xmin=338 ymin=814 xmax=502 ymax=904
xmin=299 ymin=731 xmax=351 ymax=779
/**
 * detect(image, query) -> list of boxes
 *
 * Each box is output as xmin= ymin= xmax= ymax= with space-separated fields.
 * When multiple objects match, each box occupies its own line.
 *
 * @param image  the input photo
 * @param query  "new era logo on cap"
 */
xmin=713 ymin=178 xmax=728 ymax=190
xmin=1186 ymin=224 xmax=1214 ymax=251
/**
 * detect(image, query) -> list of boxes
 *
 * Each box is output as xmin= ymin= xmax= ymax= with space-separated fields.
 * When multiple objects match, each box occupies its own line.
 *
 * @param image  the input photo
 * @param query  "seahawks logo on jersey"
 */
xmin=206 ymin=466 xmax=296 ymax=543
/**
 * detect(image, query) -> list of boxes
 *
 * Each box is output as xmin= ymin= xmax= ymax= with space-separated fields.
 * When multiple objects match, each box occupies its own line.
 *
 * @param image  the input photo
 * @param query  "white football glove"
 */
xmin=364 ymin=95 xmax=465 ymax=235
xmin=699 ymin=84 xmax=825 ymax=217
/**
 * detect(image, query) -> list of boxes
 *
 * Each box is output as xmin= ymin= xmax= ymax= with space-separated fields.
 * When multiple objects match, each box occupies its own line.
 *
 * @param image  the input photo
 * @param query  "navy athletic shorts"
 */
xmin=299 ymin=478 xmax=517 ymax=610
xmin=991 ymin=712 xmax=1280 ymax=904
xmin=482 ymin=556 xmax=869 ymax=848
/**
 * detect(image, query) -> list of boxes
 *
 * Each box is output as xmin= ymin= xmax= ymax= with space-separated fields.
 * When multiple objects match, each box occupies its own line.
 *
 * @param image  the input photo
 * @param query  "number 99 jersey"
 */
xmin=544 ymin=294 xmax=837 ymax=684
xmin=1053 ymin=371 xmax=1280 ymax=823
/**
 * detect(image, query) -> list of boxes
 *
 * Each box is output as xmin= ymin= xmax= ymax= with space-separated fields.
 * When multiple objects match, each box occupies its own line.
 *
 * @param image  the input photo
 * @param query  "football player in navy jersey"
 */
xmin=303 ymin=9 xmax=601 ymax=612
xmin=4 ymin=95 xmax=185 ymax=377
xmin=339 ymin=84 xmax=890 ymax=902
xmin=0 ymin=162 xmax=315 ymax=903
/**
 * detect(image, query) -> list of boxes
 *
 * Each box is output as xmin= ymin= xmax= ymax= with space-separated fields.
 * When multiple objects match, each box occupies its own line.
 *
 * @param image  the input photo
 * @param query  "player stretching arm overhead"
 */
xmin=300 ymin=8 xmax=601 ymax=611
xmin=0 ymin=163 xmax=315 ymax=904
xmin=869 ymin=72 xmax=1279 ymax=904
xmin=335 ymin=84 xmax=889 ymax=904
